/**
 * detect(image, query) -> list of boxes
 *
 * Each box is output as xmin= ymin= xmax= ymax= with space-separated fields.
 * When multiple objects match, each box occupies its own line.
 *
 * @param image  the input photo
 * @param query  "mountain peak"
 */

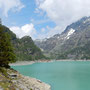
xmin=35 ymin=16 xmax=90 ymax=60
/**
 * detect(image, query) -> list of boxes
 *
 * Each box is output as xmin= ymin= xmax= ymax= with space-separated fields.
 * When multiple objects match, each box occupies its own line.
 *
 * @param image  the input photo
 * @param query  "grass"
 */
xmin=0 ymin=82 xmax=10 ymax=89
xmin=0 ymin=67 xmax=8 ymax=77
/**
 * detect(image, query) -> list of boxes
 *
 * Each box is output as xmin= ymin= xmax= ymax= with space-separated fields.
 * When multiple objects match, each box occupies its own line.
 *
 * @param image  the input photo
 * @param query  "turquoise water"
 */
xmin=12 ymin=61 xmax=90 ymax=90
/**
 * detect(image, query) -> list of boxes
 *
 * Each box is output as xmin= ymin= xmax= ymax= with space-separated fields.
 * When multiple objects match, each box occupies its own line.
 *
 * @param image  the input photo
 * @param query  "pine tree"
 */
xmin=0 ymin=26 xmax=16 ymax=68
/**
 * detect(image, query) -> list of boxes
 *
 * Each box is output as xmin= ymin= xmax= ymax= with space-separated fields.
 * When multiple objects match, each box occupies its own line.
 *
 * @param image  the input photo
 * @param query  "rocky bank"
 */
xmin=0 ymin=68 xmax=51 ymax=90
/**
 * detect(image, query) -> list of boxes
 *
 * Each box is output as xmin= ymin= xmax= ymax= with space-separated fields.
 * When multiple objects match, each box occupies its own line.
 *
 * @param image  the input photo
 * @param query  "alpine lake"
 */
xmin=12 ymin=61 xmax=90 ymax=90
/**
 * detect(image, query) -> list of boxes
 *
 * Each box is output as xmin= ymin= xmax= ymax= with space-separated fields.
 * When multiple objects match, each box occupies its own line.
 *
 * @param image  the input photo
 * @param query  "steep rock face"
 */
xmin=35 ymin=36 xmax=58 ymax=52
xmin=0 ymin=24 xmax=45 ymax=61
xmin=35 ymin=16 xmax=90 ymax=60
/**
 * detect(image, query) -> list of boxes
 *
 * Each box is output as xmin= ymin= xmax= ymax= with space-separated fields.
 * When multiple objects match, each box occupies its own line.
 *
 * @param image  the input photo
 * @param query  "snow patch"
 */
xmin=65 ymin=28 xmax=75 ymax=39
xmin=67 ymin=28 xmax=75 ymax=36
xmin=57 ymin=37 xmax=60 ymax=39
xmin=83 ymin=18 xmax=90 ymax=24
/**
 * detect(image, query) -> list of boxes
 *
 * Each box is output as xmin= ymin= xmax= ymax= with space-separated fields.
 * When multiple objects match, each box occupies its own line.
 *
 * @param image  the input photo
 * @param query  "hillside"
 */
xmin=35 ymin=16 xmax=90 ymax=60
xmin=0 ymin=24 xmax=45 ymax=61
xmin=14 ymin=36 xmax=45 ymax=61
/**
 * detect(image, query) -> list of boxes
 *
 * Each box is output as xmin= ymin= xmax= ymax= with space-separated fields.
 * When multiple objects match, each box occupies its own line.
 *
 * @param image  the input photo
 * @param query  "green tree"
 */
xmin=0 ymin=26 xmax=16 ymax=68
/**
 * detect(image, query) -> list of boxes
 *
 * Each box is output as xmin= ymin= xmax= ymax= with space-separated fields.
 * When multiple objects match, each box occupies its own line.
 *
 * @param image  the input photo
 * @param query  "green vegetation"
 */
xmin=0 ymin=25 xmax=16 ymax=68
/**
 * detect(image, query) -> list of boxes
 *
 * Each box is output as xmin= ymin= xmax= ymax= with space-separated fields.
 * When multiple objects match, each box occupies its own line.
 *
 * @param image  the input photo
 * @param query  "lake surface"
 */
xmin=12 ymin=61 xmax=90 ymax=90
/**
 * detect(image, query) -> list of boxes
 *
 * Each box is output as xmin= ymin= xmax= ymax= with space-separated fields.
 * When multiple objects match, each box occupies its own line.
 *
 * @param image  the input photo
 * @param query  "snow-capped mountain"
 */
xmin=35 ymin=16 xmax=90 ymax=60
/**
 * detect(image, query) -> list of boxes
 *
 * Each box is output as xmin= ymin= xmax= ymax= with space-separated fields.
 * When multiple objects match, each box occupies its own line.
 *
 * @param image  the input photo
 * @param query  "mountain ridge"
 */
xmin=35 ymin=16 xmax=90 ymax=60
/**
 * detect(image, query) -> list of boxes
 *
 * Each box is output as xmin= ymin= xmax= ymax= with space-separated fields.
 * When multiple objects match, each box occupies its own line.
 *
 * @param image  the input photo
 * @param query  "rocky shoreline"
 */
xmin=0 ymin=68 xmax=51 ymax=90
xmin=15 ymin=74 xmax=51 ymax=90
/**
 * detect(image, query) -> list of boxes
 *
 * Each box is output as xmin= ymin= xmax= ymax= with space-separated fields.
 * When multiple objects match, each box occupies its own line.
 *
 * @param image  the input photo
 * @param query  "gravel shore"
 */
xmin=9 ymin=61 xmax=35 ymax=66
xmin=10 ymin=60 xmax=53 ymax=66
xmin=14 ymin=74 xmax=51 ymax=90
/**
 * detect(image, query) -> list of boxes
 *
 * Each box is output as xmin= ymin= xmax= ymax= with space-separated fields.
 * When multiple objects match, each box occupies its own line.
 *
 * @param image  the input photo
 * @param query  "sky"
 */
xmin=0 ymin=0 xmax=90 ymax=40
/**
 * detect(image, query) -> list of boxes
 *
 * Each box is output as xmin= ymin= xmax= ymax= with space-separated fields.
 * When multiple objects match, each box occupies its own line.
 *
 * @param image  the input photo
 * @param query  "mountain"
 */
xmin=14 ymin=36 xmax=45 ymax=61
xmin=35 ymin=16 xmax=90 ymax=60
xmin=0 ymin=24 xmax=45 ymax=61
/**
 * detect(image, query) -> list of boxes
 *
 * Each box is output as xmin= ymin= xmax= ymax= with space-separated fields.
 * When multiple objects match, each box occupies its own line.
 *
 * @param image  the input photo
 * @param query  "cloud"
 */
xmin=41 ymin=28 xmax=45 ymax=32
xmin=36 ymin=0 xmax=90 ymax=35
xmin=30 ymin=18 xmax=50 ymax=25
xmin=0 ymin=0 xmax=24 ymax=17
xmin=10 ymin=23 xmax=36 ymax=39
xmin=35 ymin=25 xmax=63 ymax=39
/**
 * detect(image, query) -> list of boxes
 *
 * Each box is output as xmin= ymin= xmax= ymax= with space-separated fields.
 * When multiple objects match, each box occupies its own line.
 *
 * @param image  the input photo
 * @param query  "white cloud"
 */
xmin=0 ymin=0 xmax=24 ymax=16
xmin=10 ymin=23 xmax=36 ymax=39
xmin=46 ymin=26 xmax=64 ymax=38
xmin=41 ymin=28 xmax=45 ymax=32
xmin=30 ymin=18 xmax=50 ymax=25
xmin=35 ymin=26 xmax=64 ymax=39
xmin=36 ymin=0 xmax=90 ymax=36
